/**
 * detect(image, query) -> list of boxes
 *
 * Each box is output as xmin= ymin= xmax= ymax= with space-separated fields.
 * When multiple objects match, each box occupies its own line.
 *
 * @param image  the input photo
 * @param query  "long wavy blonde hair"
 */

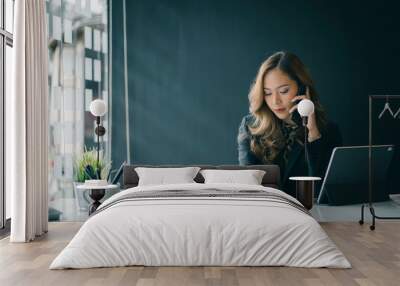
xmin=248 ymin=51 xmax=327 ymax=163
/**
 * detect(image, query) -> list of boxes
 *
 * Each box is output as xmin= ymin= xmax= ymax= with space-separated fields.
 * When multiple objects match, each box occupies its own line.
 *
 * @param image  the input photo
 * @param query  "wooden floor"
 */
xmin=0 ymin=222 xmax=399 ymax=286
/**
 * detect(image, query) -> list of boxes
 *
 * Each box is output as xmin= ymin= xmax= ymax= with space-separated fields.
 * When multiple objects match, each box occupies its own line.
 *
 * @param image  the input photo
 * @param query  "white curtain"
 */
xmin=9 ymin=0 xmax=49 ymax=242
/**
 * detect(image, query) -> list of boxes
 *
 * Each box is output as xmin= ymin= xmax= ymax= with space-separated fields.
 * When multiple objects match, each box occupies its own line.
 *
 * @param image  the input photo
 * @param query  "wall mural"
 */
xmin=45 ymin=0 xmax=400 ymax=222
xmin=108 ymin=0 xmax=400 ymax=221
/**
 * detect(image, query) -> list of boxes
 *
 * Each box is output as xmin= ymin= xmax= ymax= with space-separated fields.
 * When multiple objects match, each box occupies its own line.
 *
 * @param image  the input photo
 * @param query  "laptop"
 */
xmin=317 ymin=145 xmax=394 ymax=205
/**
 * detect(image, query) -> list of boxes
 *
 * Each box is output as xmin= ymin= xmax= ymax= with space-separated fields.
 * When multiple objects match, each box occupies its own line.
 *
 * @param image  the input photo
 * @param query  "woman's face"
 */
xmin=263 ymin=68 xmax=298 ymax=120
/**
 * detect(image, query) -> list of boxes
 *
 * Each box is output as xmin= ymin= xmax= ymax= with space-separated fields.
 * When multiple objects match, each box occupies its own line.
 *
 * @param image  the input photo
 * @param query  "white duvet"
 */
xmin=50 ymin=183 xmax=351 ymax=269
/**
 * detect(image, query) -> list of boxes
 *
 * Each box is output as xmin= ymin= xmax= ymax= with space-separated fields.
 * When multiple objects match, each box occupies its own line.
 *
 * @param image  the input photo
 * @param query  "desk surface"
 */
xmin=289 ymin=176 xmax=321 ymax=181
xmin=76 ymin=184 xmax=118 ymax=190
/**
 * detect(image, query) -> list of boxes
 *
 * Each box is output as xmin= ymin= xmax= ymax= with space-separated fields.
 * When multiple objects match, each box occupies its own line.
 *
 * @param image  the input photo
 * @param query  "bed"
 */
xmin=50 ymin=165 xmax=351 ymax=269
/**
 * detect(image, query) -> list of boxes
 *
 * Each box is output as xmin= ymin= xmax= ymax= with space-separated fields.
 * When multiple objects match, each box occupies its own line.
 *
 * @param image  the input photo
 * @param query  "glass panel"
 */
xmin=52 ymin=16 xmax=62 ymax=41
xmin=5 ymin=44 xmax=12 ymax=220
xmin=93 ymin=29 xmax=100 ymax=51
xmin=5 ymin=0 xmax=14 ymax=33
xmin=93 ymin=59 xmax=101 ymax=82
xmin=102 ymin=32 xmax=107 ymax=53
xmin=0 ymin=0 xmax=2 ymax=30
xmin=0 ymin=38 xmax=3 ymax=228
xmin=84 ymin=26 xmax=92 ymax=49
xmin=84 ymin=57 xmax=92 ymax=80
xmin=85 ymin=89 xmax=93 ymax=111
xmin=63 ymin=19 xmax=72 ymax=44
xmin=47 ymin=0 xmax=109 ymax=222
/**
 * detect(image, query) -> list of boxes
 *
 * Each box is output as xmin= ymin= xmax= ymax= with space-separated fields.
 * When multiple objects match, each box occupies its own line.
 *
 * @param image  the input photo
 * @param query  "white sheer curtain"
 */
xmin=9 ymin=0 xmax=48 ymax=242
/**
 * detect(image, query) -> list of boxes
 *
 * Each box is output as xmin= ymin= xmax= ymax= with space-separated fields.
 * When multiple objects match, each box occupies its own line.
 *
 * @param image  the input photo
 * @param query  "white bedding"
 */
xmin=50 ymin=183 xmax=351 ymax=269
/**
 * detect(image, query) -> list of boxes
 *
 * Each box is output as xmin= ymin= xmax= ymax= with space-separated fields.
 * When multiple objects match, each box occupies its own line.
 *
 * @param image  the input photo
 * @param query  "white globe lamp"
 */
xmin=90 ymin=99 xmax=107 ymax=117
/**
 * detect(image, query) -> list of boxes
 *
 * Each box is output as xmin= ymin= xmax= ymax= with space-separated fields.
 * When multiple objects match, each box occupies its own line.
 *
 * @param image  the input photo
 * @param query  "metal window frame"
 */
xmin=0 ymin=0 xmax=13 ymax=230
xmin=0 ymin=30 xmax=3 ymax=230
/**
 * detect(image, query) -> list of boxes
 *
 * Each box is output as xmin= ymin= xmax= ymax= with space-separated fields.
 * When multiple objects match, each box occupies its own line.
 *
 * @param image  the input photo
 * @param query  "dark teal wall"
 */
xmin=111 ymin=0 xmax=400 ymax=166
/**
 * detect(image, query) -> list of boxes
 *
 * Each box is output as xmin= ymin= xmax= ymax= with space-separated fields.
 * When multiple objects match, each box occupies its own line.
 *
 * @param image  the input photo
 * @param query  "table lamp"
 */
xmin=89 ymin=99 xmax=107 ymax=170
xmin=297 ymin=99 xmax=314 ymax=174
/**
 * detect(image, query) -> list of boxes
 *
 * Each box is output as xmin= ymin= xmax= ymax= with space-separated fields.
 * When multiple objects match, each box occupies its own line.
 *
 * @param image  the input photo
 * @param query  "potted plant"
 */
xmin=73 ymin=148 xmax=111 ymax=211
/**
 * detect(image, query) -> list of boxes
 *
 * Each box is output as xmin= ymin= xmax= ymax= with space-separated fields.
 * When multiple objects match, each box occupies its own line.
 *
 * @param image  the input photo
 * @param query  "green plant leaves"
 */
xmin=74 ymin=147 xmax=111 ymax=182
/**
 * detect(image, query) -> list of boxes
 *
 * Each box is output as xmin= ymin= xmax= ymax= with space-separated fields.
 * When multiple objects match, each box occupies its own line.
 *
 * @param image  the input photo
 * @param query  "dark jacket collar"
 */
xmin=282 ymin=142 xmax=303 ymax=183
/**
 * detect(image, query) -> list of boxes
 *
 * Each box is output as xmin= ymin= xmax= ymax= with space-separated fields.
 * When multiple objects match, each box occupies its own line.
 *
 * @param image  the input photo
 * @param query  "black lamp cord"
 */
xmin=302 ymin=116 xmax=310 ymax=175
xmin=96 ymin=116 xmax=100 ymax=177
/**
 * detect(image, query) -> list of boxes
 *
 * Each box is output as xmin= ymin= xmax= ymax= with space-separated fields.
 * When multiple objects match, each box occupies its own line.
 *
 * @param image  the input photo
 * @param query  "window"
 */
xmin=0 ymin=0 xmax=14 ymax=233
xmin=46 ymin=0 xmax=110 ymax=221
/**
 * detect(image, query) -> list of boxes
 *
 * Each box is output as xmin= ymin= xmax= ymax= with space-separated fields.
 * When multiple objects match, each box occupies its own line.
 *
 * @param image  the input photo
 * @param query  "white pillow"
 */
xmin=200 ymin=169 xmax=266 ymax=185
xmin=135 ymin=167 xmax=201 ymax=186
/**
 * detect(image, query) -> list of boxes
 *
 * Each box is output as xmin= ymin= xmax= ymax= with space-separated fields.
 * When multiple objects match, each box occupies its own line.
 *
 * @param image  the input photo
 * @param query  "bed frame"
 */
xmin=122 ymin=165 xmax=281 ymax=189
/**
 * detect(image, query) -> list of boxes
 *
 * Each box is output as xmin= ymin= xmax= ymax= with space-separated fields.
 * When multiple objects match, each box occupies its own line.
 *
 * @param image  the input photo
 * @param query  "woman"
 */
xmin=238 ymin=51 xmax=342 ymax=197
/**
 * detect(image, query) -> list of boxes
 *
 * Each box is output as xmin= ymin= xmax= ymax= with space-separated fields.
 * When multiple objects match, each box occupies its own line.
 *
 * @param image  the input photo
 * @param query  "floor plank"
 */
xmin=0 ymin=222 xmax=399 ymax=286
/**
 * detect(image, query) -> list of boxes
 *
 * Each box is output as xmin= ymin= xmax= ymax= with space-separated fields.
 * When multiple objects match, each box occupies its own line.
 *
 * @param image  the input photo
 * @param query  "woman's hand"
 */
xmin=289 ymin=87 xmax=321 ymax=140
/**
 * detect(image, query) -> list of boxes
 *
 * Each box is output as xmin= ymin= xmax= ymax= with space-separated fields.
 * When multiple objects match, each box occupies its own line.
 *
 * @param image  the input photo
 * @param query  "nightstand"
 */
xmin=289 ymin=176 xmax=321 ymax=210
xmin=76 ymin=184 xmax=119 ymax=215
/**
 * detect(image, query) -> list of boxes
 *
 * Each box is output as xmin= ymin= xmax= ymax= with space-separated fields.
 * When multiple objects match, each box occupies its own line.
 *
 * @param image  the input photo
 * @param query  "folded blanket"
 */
xmin=92 ymin=188 xmax=310 ymax=217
